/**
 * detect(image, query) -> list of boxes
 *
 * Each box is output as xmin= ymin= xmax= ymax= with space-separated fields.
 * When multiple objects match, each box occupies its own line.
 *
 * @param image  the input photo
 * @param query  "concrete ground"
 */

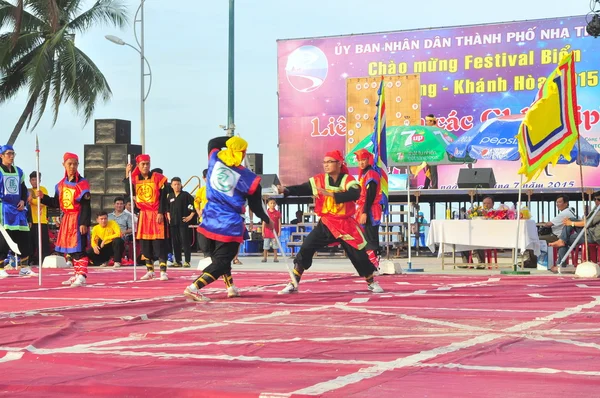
xmin=204 ymin=250 xmax=563 ymax=276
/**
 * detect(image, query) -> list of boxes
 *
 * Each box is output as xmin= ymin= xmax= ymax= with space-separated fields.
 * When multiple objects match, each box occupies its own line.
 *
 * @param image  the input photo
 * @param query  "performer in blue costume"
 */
xmin=184 ymin=136 xmax=273 ymax=302
xmin=0 ymin=145 xmax=36 ymax=278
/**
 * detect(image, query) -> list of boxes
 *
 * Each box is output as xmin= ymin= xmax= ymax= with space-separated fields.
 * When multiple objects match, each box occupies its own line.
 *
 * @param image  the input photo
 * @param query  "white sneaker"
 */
xmin=62 ymin=276 xmax=76 ymax=286
xmin=141 ymin=271 xmax=155 ymax=280
xmin=0 ymin=269 xmax=9 ymax=278
xmin=160 ymin=272 xmax=168 ymax=281
xmin=99 ymin=262 xmax=108 ymax=267
xmin=19 ymin=267 xmax=37 ymax=277
xmin=71 ymin=275 xmax=86 ymax=287
xmin=183 ymin=286 xmax=210 ymax=302
xmin=167 ymin=260 xmax=174 ymax=266
xmin=278 ymin=282 xmax=299 ymax=295
xmin=113 ymin=262 xmax=121 ymax=268
xmin=368 ymin=281 xmax=384 ymax=293
xmin=65 ymin=260 xmax=73 ymax=268
xmin=227 ymin=285 xmax=241 ymax=298
xmin=153 ymin=260 xmax=159 ymax=267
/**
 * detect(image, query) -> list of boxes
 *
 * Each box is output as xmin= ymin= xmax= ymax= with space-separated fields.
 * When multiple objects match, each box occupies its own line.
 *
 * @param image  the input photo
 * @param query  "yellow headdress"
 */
xmin=217 ymin=136 xmax=248 ymax=167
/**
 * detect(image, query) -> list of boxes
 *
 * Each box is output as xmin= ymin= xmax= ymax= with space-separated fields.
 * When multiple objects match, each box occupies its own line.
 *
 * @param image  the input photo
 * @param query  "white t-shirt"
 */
xmin=551 ymin=207 xmax=575 ymax=237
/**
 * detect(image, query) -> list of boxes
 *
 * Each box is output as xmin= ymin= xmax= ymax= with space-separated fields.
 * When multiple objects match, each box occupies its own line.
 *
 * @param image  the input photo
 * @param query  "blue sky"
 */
xmin=0 ymin=0 xmax=588 ymax=189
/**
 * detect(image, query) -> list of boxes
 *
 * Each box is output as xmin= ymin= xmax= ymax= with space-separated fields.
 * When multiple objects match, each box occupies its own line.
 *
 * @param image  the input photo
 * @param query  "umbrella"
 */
xmin=446 ymin=115 xmax=600 ymax=167
xmin=345 ymin=125 xmax=472 ymax=167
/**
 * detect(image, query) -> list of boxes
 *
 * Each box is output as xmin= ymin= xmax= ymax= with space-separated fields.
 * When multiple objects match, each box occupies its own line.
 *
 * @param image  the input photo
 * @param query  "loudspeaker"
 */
xmin=94 ymin=119 xmax=131 ymax=144
xmin=259 ymin=174 xmax=280 ymax=188
xmin=84 ymin=144 xmax=142 ymax=170
xmin=457 ymin=168 xmax=496 ymax=188
xmin=246 ymin=153 xmax=263 ymax=175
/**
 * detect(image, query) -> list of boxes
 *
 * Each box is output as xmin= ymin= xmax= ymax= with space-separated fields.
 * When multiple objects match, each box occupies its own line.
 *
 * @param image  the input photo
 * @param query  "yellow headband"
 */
xmin=217 ymin=136 xmax=248 ymax=167
xmin=425 ymin=116 xmax=436 ymax=122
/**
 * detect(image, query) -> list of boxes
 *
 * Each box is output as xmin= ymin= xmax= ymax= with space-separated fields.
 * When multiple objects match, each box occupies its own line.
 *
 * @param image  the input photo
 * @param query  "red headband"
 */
xmin=136 ymin=154 xmax=150 ymax=164
xmin=131 ymin=154 xmax=151 ymax=180
xmin=325 ymin=150 xmax=344 ymax=162
xmin=324 ymin=150 xmax=349 ymax=175
xmin=354 ymin=148 xmax=374 ymax=161
xmin=63 ymin=152 xmax=78 ymax=162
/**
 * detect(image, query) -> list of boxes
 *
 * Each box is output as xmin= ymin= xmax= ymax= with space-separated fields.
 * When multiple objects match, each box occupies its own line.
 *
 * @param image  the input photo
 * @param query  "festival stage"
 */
xmin=1 ymin=263 xmax=599 ymax=397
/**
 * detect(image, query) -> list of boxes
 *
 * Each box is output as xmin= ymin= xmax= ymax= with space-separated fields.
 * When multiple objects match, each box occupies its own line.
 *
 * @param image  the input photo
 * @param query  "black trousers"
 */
xmin=197 ymin=231 xmax=210 ymax=257
xmin=295 ymin=222 xmax=374 ymax=277
xmin=141 ymin=239 xmax=165 ymax=263
xmin=171 ymin=224 xmax=192 ymax=263
xmin=198 ymin=239 xmax=240 ymax=280
xmin=29 ymin=223 xmax=51 ymax=264
xmin=0 ymin=228 xmax=31 ymax=261
xmin=86 ymin=238 xmax=125 ymax=264
xmin=362 ymin=221 xmax=381 ymax=255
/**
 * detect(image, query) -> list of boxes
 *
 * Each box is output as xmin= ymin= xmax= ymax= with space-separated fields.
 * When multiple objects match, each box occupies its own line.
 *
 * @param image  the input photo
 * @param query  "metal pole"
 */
xmin=501 ymin=174 xmax=529 ymax=275
xmin=36 ymin=135 xmax=42 ymax=286
xmin=227 ymin=0 xmax=235 ymax=137
xmin=140 ymin=0 xmax=146 ymax=152
xmin=128 ymin=155 xmax=138 ymax=281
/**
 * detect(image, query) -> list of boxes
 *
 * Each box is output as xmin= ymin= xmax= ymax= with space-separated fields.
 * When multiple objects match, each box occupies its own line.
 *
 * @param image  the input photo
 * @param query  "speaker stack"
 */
xmin=84 ymin=119 xmax=141 ymax=216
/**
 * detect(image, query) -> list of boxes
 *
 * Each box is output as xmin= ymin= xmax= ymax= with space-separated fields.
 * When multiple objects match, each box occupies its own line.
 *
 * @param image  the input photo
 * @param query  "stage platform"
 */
xmin=1 ymin=256 xmax=599 ymax=397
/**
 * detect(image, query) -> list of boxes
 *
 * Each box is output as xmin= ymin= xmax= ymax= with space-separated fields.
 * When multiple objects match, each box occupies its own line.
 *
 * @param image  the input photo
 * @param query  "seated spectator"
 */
xmin=87 ymin=211 xmax=125 ymax=267
xmin=539 ymin=194 xmax=575 ymax=243
xmin=549 ymin=191 xmax=600 ymax=272
xmin=290 ymin=210 xmax=303 ymax=225
xmin=108 ymin=196 xmax=133 ymax=241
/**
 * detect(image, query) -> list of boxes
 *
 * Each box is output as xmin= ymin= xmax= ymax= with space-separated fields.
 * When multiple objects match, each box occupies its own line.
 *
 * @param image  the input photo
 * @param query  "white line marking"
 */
xmin=290 ymin=334 xmax=503 ymax=396
xmin=350 ymin=298 xmax=369 ymax=304
xmin=528 ymin=294 xmax=550 ymax=299
xmin=286 ymin=296 xmax=600 ymax=396
xmin=335 ymin=305 xmax=491 ymax=332
xmin=420 ymin=362 xmax=600 ymax=377
xmin=525 ymin=335 xmax=600 ymax=351
xmin=0 ymin=352 xmax=24 ymax=363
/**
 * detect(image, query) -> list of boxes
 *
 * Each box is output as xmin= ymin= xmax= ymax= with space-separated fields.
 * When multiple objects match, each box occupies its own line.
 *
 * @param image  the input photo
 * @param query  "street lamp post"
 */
xmin=227 ymin=0 xmax=235 ymax=137
xmin=105 ymin=0 xmax=150 ymax=153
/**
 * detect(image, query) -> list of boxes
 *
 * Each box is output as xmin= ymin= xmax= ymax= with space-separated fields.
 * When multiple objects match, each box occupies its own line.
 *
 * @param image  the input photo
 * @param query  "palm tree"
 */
xmin=0 ymin=0 xmax=128 ymax=145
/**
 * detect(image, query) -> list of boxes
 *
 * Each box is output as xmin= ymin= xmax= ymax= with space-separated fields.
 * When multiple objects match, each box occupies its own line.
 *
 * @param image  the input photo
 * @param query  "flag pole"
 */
xmin=128 ymin=155 xmax=137 ymax=281
xmin=576 ymin=133 xmax=589 ymax=263
xmin=502 ymin=174 xmax=530 ymax=275
xmin=404 ymin=168 xmax=423 ymax=272
xmin=36 ymin=135 xmax=42 ymax=286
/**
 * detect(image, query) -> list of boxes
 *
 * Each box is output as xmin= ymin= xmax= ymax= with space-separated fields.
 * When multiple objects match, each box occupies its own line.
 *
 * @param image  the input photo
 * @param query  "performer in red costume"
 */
xmin=354 ymin=148 xmax=383 ymax=271
xmin=125 ymin=155 xmax=169 ymax=281
xmin=39 ymin=152 xmax=91 ymax=287
xmin=277 ymin=150 xmax=384 ymax=295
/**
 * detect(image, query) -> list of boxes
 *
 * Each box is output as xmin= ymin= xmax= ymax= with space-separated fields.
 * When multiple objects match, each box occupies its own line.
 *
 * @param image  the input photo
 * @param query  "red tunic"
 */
xmin=356 ymin=168 xmax=383 ymax=226
xmin=309 ymin=173 xmax=367 ymax=250
xmin=134 ymin=172 xmax=167 ymax=240
xmin=54 ymin=177 xmax=90 ymax=253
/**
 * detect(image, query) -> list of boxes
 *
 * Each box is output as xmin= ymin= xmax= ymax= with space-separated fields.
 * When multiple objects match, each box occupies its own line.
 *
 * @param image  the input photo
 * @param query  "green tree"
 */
xmin=0 ymin=0 xmax=128 ymax=145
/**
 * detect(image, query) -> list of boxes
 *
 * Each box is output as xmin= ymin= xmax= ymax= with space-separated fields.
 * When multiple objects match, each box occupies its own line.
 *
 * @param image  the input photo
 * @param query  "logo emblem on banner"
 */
xmin=285 ymin=45 xmax=328 ymax=93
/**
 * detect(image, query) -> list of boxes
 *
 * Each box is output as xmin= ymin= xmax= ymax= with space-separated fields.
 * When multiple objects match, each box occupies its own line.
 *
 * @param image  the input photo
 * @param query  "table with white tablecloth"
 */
xmin=426 ymin=219 xmax=541 ymax=269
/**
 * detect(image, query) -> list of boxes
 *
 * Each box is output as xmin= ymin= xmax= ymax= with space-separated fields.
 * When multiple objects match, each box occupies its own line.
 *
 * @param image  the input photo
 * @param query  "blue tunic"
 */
xmin=198 ymin=150 xmax=260 ymax=243
xmin=0 ymin=166 xmax=29 ymax=231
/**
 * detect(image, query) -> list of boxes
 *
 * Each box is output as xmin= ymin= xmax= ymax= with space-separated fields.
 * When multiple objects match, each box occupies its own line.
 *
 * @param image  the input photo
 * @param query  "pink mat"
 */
xmin=1 ymin=268 xmax=599 ymax=396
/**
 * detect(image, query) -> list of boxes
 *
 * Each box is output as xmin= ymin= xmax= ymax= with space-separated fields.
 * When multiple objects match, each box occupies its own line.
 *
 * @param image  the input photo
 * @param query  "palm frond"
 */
xmin=0 ymin=0 xmax=45 ymax=30
xmin=67 ymin=46 xmax=112 ymax=122
xmin=0 ymin=31 xmax=44 ymax=70
xmin=50 ymin=57 xmax=62 ymax=124
xmin=0 ymin=44 xmax=39 ymax=102
xmin=30 ymin=48 xmax=56 ymax=129
xmin=68 ymin=0 xmax=127 ymax=33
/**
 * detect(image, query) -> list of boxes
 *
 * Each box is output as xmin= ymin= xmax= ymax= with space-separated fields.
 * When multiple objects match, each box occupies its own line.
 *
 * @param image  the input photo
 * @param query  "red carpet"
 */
xmin=1 ymin=268 xmax=599 ymax=397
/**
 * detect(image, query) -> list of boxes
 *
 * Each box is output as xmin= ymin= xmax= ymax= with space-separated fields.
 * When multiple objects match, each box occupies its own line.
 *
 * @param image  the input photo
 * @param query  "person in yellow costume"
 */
xmin=28 ymin=171 xmax=51 ymax=265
